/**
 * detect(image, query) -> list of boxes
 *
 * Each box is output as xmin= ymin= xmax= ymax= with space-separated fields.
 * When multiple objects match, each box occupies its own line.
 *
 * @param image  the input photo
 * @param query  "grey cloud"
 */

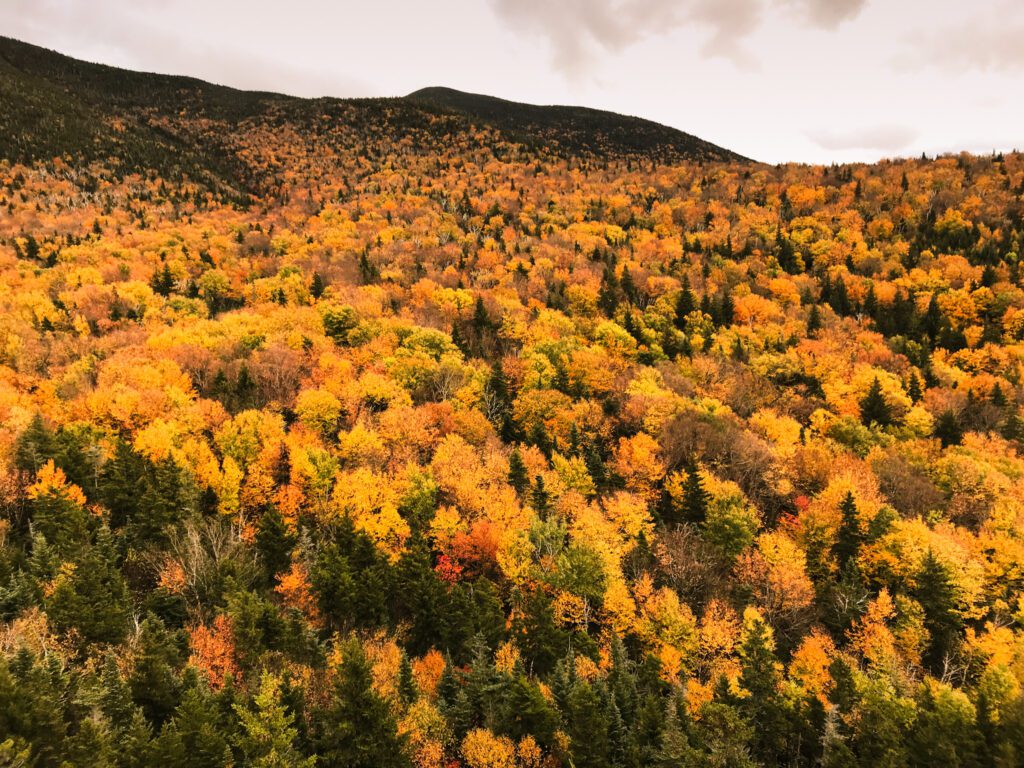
xmin=792 ymin=0 xmax=868 ymax=29
xmin=895 ymin=0 xmax=1024 ymax=74
xmin=809 ymin=125 xmax=918 ymax=152
xmin=487 ymin=0 xmax=867 ymax=76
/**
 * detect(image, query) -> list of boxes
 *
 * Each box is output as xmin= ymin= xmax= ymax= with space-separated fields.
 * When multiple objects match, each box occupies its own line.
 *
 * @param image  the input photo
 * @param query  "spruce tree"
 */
xmin=673 ymin=280 xmax=696 ymax=330
xmin=833 ymin=492 xmax=863 ymax=571
xmin=529 ymin=475 xmax=550 ymax=519
xmin=934 ymin=410 xmax=964 ymax=447
xmin=680 ymin=462 xmax=710 ymax=526
xmin=914 ymin=550 xmax=962 ymax=672
xmin=907 ymin=370 xmax=924 ymax=403
xmin=310 ymin=271 xmax=325 ymax=300
xmin=507 ymin=448 xmax=529 ymax=497
xmin=314 ymin=640 xmax=409 ymax=768
xmin=234 ymin=672 xmax=315 ymax=768
xmin=859 ymin=377 xmax=892 ymax=427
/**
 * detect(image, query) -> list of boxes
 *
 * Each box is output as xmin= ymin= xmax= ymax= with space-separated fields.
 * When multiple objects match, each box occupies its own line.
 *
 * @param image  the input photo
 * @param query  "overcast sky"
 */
xmin=3 ymin=0 xmax=1022 ymax=164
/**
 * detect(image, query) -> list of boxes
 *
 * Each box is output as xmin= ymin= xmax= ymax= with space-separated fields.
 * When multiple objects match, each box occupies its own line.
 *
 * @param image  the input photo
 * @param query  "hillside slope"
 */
xmin=408 ymin=86 xmax=746 ymax=163
xmin=0 ymin=36 xmax=745 ymax=192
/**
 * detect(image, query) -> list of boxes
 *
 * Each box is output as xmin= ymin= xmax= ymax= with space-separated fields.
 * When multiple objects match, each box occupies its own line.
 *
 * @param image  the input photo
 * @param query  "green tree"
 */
xmin=859 ymin=377 xmax=892 ymax=427
xmin=314 ymin=639 xmax=409 ymax=768
xmin=833 ymin=492 xmax=863 ymax=571
xmin=234 ymin=672 xmax=315 ymax=768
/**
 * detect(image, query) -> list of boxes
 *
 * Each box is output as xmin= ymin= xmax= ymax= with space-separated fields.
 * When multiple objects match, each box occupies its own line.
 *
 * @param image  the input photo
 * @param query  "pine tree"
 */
xmin=397 ymin=652 xmax=417 ymax=706
xmin=736 ymin=611 xmax=790 ymax=765
xmin=914 ymin=550 xmax=962 ymax=672
xmin=833 ymin=492 xmax=863 ymax=571
xmin=507 ymin=448 xmax=529 ymax=497
xmin=154 ymin=682 xmax=233 ymax=768
xmin=14 ymin=413 xmax=55 ymax=474
xmin=565 ymin=680 xmax=611 ymax=768
xmin=530 ymin=475 xmax=550 ymax=519
xmin=46 ymin=529 xmax=130 ymax=647
xmin=807 ymin=303 xmax=822 ymax=335
xmin=314 ymin=639 xmax=409 ymax=768
xmin=255 ymin=506 xmax=296 ymax=583
xmin=1002 ymin=409 xmax=1024 ymax=442
xmin=859 ymin=377 xmax=892 ymax=427
xmin=934 ymin=410 xmax=964 ymax=447
xmin=674 ymin=280 xmax=696 ymax=330
xmin=129 ymin=616 xmax=184 ymax=727
xmin=234 ymin=672 xmax=315 ymax=768
xmin=990 ymin=382 xmax=1007 ymax=408
xmin=680 ymin=462 xmax=710 ymax=526
xmin=907 ymin=370 xmax=924 ymax=403
xmin=310 ymin=271 xmax=325 ymax=300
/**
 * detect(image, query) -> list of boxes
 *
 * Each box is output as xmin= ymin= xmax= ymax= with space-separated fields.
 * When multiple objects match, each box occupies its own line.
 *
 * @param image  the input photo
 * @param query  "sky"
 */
xmin=2 ymin=0 xmax=1022 ymax=164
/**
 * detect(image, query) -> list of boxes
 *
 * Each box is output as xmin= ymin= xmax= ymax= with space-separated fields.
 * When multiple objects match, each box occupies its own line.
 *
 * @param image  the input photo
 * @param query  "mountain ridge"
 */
xmin=0 ymin=35 xmax=747 ymax=183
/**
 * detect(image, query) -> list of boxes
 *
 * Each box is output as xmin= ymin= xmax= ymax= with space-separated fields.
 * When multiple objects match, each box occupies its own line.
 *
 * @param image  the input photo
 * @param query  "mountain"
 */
xmin=0 ymin=36 xmax=745 ymax=195
xmin=407 ymin=86 xmax=746 ymax=163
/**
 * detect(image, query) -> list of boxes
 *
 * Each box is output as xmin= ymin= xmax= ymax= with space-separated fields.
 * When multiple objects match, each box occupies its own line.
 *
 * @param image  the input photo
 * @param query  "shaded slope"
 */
xmin=407 ymin=86 xmax=747 ymax=163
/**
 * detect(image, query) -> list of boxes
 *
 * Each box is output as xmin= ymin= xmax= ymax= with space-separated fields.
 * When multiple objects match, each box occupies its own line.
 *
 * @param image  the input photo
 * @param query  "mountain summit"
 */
xmin=407 ymin=86 xmax=745 ymax=163
xmin=0 ymin=36 xmax=745 ymax=188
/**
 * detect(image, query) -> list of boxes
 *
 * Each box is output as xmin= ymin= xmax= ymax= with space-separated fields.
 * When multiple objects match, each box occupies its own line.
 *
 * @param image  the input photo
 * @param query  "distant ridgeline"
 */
xmin=0 ymin=36 xmax=745 ymax=202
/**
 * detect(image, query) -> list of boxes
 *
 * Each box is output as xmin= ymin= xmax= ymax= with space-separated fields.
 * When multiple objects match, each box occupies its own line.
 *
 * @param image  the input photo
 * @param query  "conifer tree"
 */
xmin=859 ymin=377 xmax=892 ymax=427
xmin=314 ymin=640 xmax=409 ymax=768
xmin=234 ymin=672 xmax=315 ymax=768
xmin=507 ymin=448 xmax=529 ymax=497
xmin=834 ymin=492 xmax=863 ymax=571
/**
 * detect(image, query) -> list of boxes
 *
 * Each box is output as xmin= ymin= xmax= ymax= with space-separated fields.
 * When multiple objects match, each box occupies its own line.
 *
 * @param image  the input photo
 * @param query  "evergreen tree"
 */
xmin=565 ymin=680 xmax=611 ymax=768
xmin=255 ymin=506 xmax=296 ymax=583
xmin=934 ymin=410 xmax=964 ymax=447
xmin=397 ymin=652 xmax=417 ymax=707
xmin=234 ymin=672 xmax=315 ymax=768
xmin=153 ymin=682 xmax=234 ymax=768
xmin=507 ymin=448 xmax=529 ymax=497
xmin=46 ymin=530 xmax=130 ymax=647
xmin=680 ymin=462 xmax=710 ymax=526
xmin=833 ymin=492 xmax=863 ymax=571
xmin=914 ymin=550 xmax=962 ymax=672
xmin=314 ymin=640 xmax=409 ymax=768
xmin=859 ymin=377 xmax=893 ymax=427
xmin=807 ymin=303 xmax=822 ymax=335
xmin=529 ymin=475 xmax=550 ymax=519
xmin=674 ymin=280 xmax=696 ymax=330
xmin=129 ymin=616 xmax=184 ymax=727
xmin=735 ymin=611 xmax=791 ymax=765
xmin=310 ymin=272 xmax=325 ymax=300
xmin=907 ymin=370 xmax=924 ymax=403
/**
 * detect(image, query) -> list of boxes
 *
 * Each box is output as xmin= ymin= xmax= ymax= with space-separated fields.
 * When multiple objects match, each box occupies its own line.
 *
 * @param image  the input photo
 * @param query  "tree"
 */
xmin=833 ymin=492 xmax=863 ymax=571
xmin=914 ymin=551 xmax=962 ymax=672
xmin=234 ymin=672 xmax=315 ymax=768
xmin=46 ymin=530 xmax=130 ymax=648
xmin=314 ymin=639 xmax=409 ymax=768
xmin=153 ymin=681 xmax=234 ymax=768
xmin=934 ymin=410 xmax=964 ymax=447
xmin=859 ymin=377 xmax=892 ymax=427
xmin=507 ymin=448 xmax=529 ymax=497
xmin=680 ymin=462 xmax=710 ymax=525
xmin=529 ymin=475 xmax=550 ymax=519
xmin=310 ymin=272 xmax=326 ymax=300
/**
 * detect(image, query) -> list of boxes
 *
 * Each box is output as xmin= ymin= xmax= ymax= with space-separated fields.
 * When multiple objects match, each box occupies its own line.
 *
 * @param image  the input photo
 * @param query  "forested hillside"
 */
xmin=3 ymin=36 xmax=1024 ymax=768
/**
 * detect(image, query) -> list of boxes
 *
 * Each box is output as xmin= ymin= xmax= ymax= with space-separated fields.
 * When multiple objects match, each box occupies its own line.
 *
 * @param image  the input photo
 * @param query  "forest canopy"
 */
xmin=3 ymin=35 xmax=1024 ymax=768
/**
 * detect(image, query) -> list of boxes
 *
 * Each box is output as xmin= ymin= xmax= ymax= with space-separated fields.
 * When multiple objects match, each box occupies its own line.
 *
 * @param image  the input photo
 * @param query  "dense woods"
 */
xmin=4 ymin=36 xmax=1024 ymax=768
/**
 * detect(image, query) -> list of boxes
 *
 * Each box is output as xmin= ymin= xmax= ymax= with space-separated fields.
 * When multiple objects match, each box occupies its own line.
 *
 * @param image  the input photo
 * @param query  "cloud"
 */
xmin=897 ymin=0 xmax=1024 ymax=73
xmin=487 ymin=0 xmax=868 ymax=76
xmin=792 ymin=0 xmax=868 ymax=29
xmin=809 ymin=124 xmax=917 ymax=152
